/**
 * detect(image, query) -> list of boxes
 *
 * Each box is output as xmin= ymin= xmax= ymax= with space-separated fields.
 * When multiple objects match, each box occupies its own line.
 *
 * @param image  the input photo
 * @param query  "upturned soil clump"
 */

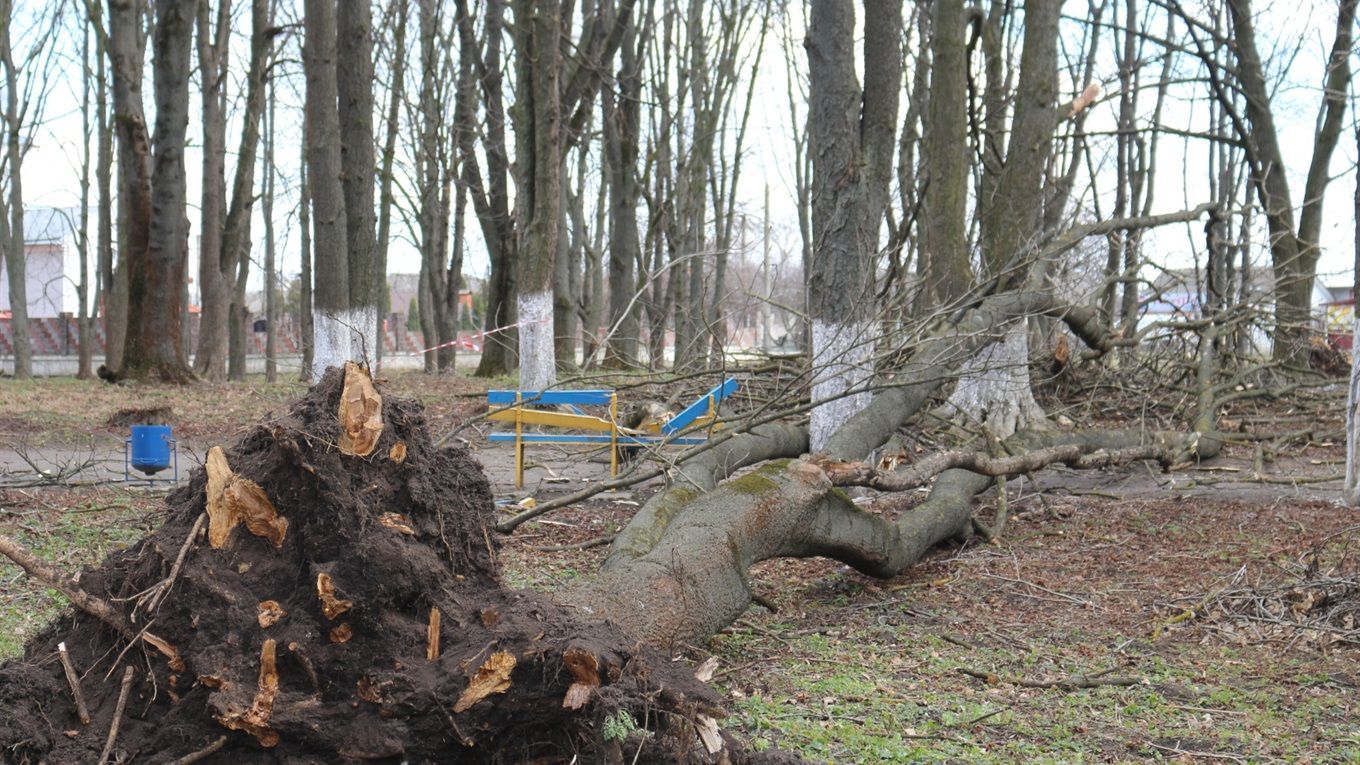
xmin=0 ymin=366 xmax=797 ymax=764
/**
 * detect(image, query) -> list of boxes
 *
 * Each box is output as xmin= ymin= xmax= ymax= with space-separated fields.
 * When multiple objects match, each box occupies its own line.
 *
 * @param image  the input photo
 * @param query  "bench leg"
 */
xmin=514 ymin=439 xmax=524 ymax=490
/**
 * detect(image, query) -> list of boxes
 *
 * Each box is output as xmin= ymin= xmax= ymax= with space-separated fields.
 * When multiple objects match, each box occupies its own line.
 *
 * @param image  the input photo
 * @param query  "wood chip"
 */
xmin=315 ymin=573 xmax=353 ymax=620
xmin=143 ymin=632 xmax=186 ymax=672
xmin=378 ymin=513 xmax=415 ymax=535
xmin=257 ymin=600 xmax=286 ymax=629
xmin=427 ymin=607 xmax=441 ymax=661
xmin=693 ymin=656 xmax=719 ymax=683
xmin=329 ymin=623 xmax=353 ymax=644
xmin=388 ymin=441 xmax=407 ymax=464
xmin=561 ymin=648 xmax=599 ymax=710
xmin=696 ymin=714 xmax=723 ymax=754
xmin=338 ymin=362 xmax=383 ymax=457
xmin=453 ymin=651 xmax=516 ymax=713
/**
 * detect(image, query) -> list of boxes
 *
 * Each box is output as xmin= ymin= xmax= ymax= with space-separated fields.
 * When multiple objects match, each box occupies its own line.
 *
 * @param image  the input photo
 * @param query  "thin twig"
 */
xmin=96 ymin=665 xmax=136 ymax=765
xmin=165 ymin=735 xmax=228 ymax=765
xmin=957 ymin=665 xmax=1141 ymax=690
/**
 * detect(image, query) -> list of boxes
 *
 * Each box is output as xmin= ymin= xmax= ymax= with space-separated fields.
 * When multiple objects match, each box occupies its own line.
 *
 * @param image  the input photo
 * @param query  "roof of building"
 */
xmin=23 ymin=207 xmax=82 ymax=245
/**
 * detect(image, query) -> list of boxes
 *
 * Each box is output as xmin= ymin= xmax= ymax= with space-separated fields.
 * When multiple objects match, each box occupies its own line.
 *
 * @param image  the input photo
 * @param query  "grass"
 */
xmin=0 ymin=487 xmax=159 ymax=657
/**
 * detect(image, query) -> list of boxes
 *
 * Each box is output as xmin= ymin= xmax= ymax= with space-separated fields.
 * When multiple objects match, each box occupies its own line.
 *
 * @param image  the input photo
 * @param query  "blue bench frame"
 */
xmin=486 ymin=379 xmax=739 ymax=488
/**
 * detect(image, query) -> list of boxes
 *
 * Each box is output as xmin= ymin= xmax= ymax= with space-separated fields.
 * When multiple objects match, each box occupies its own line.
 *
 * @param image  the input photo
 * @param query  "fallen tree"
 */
xmin=0 ymin=206 xmax=1227 ymax=761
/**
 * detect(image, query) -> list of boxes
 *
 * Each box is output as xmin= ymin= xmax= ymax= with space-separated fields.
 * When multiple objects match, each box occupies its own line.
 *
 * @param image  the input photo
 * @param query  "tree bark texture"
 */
xmin=1220 ymin=0 xmax=1355 ymax=365
xmin=0 ymin=0 xmax=30 ymax=379
xmin=804 ymin=0 xmax=903 ymax=451
xmin=920 ymin=0 xmax=972 ymax=311
xmin=119 ymin=0 xmax=195 ymax=383
xmin=511 ymin=0 xmax=562 ymax=391
xmin=304 ymin=0 xmax=354 ymax=378
xmin=566 ymin=428 xmax=1199 ymax=649
xmin=338 ymin=0 xmax=379 ymax=330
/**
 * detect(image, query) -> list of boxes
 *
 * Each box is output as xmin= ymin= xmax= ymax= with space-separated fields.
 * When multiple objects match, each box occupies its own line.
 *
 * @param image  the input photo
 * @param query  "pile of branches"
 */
xmin=1164 ymin=528 xmax=1360 ymax=650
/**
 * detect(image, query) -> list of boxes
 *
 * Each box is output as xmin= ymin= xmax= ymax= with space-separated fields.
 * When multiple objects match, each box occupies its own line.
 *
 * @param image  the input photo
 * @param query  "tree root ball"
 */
xmin=0 ymin=368 xmax=799 ymax=764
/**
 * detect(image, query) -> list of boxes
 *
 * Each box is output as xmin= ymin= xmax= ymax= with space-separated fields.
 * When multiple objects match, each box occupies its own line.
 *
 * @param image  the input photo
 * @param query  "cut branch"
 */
xmin=815 ymin=443 xmax=1174 ymax=492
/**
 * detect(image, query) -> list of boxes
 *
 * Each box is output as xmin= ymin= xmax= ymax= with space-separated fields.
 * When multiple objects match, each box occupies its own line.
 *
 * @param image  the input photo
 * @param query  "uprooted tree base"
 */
xmin=0 ymin=368 xmax=797 ymax=765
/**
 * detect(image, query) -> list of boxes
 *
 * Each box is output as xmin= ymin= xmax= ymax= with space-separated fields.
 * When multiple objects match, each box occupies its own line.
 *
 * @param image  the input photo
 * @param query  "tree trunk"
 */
xmin=805 ymin=0 xmax=903 ymax=452
xmin=416 ymin=0 xmax=449 ymax=374
xmin=303 ymin=0 xmax=350 ymax=379
xmin=119 ymin=0 xmax=195 ymax=383
xmin=946 ymin=0 xmax=1060 ymax=437
xmin=192 ymin=0 xmax=230 ymax=380
xmin=0 ymin=0 xmax=30 ymax=379
xmin=338 ymin=0 xmax=380 ymax=363
xmin=920 ymin=0 xmax=972 ymax=311
xmin=1218 ymin=0 xmax=1356 ymax=365
xmin=1344 ymin=125 xmax=1360 ymax=507
xmin=264 ymin=62 xmax=277 ymax=384
xmin=511 ymin=0 xmax=562 ymax=391
xmin=600 ymin=14 xmax=641 ymax=368
xmin=298 ymin=130 xmax=314 ymax=380
xmin=374 ymin=0 xmax=408 ymax=372
xmin=456 ymin=0 xmax=517 ymax=378
xmin=94 ymin=6 xmax=121 ymax=375
xmin=77 ymin=18 xmax=95 ymax=380
xmin=568 ymin=426 xmax=1195 ymax=649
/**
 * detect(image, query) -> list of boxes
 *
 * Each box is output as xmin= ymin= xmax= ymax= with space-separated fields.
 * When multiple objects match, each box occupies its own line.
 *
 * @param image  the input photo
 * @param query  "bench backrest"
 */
xmin=661 ymin=378 xmax=740 ymax=435
xmin=486 ymin=389 xmax=614 ymax=407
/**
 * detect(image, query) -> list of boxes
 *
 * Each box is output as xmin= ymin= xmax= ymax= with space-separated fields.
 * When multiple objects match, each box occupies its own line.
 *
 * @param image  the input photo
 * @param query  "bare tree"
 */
xmin=415 ymin=0 xmax=455 ymax=373
xmin=1345 ymin=124 xmax=1360 ymax=506
xmin=919 ymin=0 xmax=971 ymax=311
xmin=943 ymin=0 xmax=1064 ymax=437
xmin=804 ymin=0 xmax=903 ymax=451
xmin=0 ymin=0 xmax=60 ymax=379
xmin=338 ymin=0 xmax=380 ymax=355
xmin=116 ymin=0 xmax=195 ymax=383
xmin=1175 ymin=0 xmax=1357 ymax=365
xmin=302 ymin=0 xmax=351 ymax=377
xmin=600 ymin=0 xmax=647 ymax=368
xmin=374 ymin=0 xmax=408 ymax=370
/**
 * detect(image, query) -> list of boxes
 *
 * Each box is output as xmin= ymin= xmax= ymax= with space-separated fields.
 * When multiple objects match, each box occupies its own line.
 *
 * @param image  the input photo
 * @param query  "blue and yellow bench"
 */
xmin=487 ymin=378 xmax=740 ymax=488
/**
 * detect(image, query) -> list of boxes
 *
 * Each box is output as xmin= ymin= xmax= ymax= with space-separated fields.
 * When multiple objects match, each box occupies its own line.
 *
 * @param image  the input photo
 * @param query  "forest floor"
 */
xmin=1 ymin=369 xmax=1356 ymax=763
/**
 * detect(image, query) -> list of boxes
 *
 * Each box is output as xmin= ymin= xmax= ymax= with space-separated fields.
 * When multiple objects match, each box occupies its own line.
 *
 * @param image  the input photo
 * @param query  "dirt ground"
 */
xmin=2 ymin=370 xmax=1357 ymax=762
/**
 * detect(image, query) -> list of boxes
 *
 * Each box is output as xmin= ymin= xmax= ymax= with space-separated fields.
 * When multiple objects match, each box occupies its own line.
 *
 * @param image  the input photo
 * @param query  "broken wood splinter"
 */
xmin=453 ymin=651 xmax=516 ymax=712
xmin=338 ymin=362 xmax=384 ymax=457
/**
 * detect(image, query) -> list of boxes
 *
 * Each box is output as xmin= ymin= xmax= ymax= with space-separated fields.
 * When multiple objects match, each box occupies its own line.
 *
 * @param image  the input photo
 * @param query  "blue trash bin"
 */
xmin=129 ymin=425 xmax=174 ymax=476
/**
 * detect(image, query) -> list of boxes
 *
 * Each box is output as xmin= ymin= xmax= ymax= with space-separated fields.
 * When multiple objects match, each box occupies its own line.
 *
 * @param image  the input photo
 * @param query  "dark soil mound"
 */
xmin=0 ymin=367 xmax=797 ymax=764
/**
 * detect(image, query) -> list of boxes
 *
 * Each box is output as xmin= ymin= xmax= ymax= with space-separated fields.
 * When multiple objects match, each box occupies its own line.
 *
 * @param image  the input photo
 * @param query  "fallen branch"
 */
xmin=957 ymin=666 xmax=1141 ymax=690
xmin=138 ymin=511 xmax=207 ymax=615
xmin=0 ymin=533 xmax=181 ymax=666
xmin=57 ymin=641 xmax=91 ymax=725
xmin=815 ymin=443 xmax=1173 ymax=492
xmin=96 ymin=665 xmax=136 ymax=765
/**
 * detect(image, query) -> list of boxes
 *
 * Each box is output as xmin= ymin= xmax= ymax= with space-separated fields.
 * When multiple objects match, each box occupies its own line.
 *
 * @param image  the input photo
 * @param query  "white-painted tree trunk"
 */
xmin=1344 ymin=317 xmax=1360 ymax=506
xmin=518 ymin=289 xmax=556 ymax=391
xmin=312 ymin=306 xmax=378 ymax=380
xmin=945 ymin=321 xmax=1048 ymax=439
xmin=809 ymin=320 xmax=874 ymax=453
